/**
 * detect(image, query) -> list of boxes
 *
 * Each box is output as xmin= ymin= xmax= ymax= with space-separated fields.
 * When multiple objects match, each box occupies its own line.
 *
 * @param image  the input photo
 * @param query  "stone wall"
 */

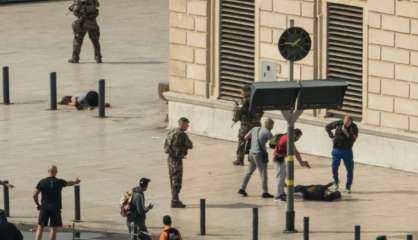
xmin=367 ymin=0 xmax=418 ymax=132
xmin=258 ymin=0 xmax=315 ymax=81
xmin=169 ymin=0 xmax=208 ymax=97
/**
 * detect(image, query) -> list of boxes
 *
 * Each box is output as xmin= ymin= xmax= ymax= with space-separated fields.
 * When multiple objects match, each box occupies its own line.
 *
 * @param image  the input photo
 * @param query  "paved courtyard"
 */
xmin=1 ymin=0 xmax=418 ymax=239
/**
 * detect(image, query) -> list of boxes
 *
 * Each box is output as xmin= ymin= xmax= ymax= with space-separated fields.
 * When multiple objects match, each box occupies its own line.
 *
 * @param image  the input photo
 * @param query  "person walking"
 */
xmin=325 ymin=115 xmax=358 ymax=193
xmin=164 ymin=117 xmax=193 ymax=208
xmin=272 ymin=129 xmax=310 ymax=201
xmin=232 ymin=85 xmax=264 ymax=166
xmin=33 ymin=165 xmax=81 ymax=240
xmin=127 ymin=178 xmax=153 ymax=240
xmin=237 ymin=118 xmax=275 ymax=198
xmin=68 ymin=0 xmax=102 ymax=63
xmin=159 ymin=215 xmax=182 ymax=240
xmin=0 ymin=209 xmax=23 ymax=240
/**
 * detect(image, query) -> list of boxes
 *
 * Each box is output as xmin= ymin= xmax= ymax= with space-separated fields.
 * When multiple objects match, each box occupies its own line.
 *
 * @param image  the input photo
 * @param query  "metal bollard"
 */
xmin=376 ymin=236 xmax=387 ymax=240
xmin=407 ymin=234 xmax=413 ymax=240
xmin=74 ymin=185 xmax=81 ymax=222
xmin=98 ymin=79 xmax=105 ymax=118
xmin=3 ymin=66 xmax=10 ymax=104
xmin=355 ymin=225 xmax=361 ymax=240
xmin=200 ymin=199 xmax=206 ymax=235
xmin=252 ymin=208 xmax=258 ymax=240
xmin=303 ymin=217 xmax=309 ymax=240
xmin=50 ymin=72 xmax=57 ymax=110
xmin=3 ymin=180 xmax=10 ymax=217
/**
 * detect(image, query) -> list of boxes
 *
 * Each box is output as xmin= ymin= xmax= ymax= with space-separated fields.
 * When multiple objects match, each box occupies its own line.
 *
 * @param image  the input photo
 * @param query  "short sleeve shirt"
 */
xmin=250 ymin=127 xmax=273 ymax=154
xmin=274 ymin=134 xmax=288 ymax=156
xmin=36 ymin=177 xmax=67 ymax=210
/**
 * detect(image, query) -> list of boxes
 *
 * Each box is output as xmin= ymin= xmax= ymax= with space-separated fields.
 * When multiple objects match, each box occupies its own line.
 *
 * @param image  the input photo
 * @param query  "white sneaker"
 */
xmin=345 ymin=188 xmax=352 ymax=194
xmin=333 ymin=181 xmax=340 ymax=191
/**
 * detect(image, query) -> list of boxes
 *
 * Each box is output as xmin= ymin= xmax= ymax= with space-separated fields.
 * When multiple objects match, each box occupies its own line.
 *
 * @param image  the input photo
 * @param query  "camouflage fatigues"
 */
xmin=69 ymin=0 xmax=102 ymax=62
xmin=233 ymin=97 xmax=263 ymax=164
xmin=164 ymin=128 xmax=193 ymax=202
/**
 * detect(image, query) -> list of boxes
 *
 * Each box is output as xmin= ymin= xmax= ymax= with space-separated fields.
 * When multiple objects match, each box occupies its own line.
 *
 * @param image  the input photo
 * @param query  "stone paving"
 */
xmin=1 ymin=1 xmax=418 ymax=240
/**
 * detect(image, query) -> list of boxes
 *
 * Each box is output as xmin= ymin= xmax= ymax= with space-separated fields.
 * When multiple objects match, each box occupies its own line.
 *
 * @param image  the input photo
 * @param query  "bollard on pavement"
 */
xmin=376 ymin=236 xmax=387 ymax=240
xmin=3 ymin=66 xmax=10 ymax=104
xmin=50 ymin=72 xmax=57 ymax=110
xmin=303 ymin=217 xmax=309 ymax=240
xmin=74 ymin=185 xmax=81 ymax=222
xmin=3 ymin=180 xmax=10 ymax=217
xmin=355 ymin=225 xmax=361 ymax=240
xmin=98 ymin=79 xmax=105 ymax=118
xmin=407 ymin=234 xmax=413 ymax=240
xmin=252 ymin=208 xmax=258 ymax=240
xmin=200 ymin=199 xmax=206 ymax=236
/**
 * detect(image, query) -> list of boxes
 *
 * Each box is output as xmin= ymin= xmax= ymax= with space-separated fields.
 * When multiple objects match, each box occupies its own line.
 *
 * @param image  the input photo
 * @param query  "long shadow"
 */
xmin=355 ymin=190 xmax=418 ymax=195
xmin=187 ymin=202 xmax=262 ymax=209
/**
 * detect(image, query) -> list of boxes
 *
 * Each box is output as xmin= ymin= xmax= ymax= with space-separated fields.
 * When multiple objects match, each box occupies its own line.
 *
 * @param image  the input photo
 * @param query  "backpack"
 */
xmin=269 ymin=133 xmax=284 ymax=149
xmin=164 ymin=129 xmax=177 ymax=156
xmin=119 ymin=191 xmax=133 ymax=217
xmin=165 ymin=228 xmax=181 ymax=240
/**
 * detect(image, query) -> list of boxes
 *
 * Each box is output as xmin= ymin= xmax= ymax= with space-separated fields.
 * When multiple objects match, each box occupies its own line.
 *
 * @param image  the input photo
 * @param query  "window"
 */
xmin=219 ymin=0 xmax=255 ymax=100
xmin=327 ymin=3 xmax=363 ymax=119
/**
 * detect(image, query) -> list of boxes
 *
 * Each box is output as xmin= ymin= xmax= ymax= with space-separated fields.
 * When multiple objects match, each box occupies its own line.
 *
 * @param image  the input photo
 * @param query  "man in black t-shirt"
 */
xmin=33 ymin=165 xmax=81 ymax=240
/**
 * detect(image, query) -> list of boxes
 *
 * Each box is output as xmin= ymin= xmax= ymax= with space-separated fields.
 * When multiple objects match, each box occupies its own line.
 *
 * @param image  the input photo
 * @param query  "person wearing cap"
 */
xmin=159 ymin=215 xmax=182 ymax=240
xmin=163 ymin=117 xmax=193 ymax=208
xmin=232 ymin=85 xmax=264 ymax=166
xmin=0 ymin=209 xmax=23 ymax=240
xmin=127 ymin=177 xmax=153 ymax=239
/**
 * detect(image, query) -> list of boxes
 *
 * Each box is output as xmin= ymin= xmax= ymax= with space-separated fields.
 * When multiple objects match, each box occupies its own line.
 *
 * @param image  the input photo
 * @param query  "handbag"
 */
xmin=256 ymin=128 xmax=269 ymax=163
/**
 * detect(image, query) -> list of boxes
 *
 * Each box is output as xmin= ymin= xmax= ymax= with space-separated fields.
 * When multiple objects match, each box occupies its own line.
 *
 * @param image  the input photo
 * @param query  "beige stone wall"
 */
xmin=367 ymin=0 xmax=418 ymax=132
xmin=258 ymin=0 xmax=315 ymax=81
xmin=169 ymin=0 xmax=208 ymax=97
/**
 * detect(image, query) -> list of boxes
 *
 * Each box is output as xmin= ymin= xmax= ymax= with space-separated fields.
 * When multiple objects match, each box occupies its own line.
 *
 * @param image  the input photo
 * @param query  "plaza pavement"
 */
xmin=1 ymin=0 xmax=418 ymax=239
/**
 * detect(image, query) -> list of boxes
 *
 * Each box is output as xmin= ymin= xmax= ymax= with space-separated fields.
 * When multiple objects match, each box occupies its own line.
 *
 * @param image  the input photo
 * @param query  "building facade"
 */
xmin=167 ymin=0 xmax=418 ymax=172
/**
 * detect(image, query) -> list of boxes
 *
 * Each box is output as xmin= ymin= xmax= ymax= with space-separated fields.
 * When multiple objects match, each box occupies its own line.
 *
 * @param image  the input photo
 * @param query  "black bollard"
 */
xmin=3 ymin=66 xmax=10 ymax=104
xmin=98 ymin=79 xmax=105 ymax=118
xmin=50 ymin=72 xmax=57 ymax=110
xmin=3 ymin=180 xmax=10 ymax=217
xmin=376 ymin=236 xmax=387 ymax=240
xmin=74 ymin=185 xmax=81 ymax=222
xmin=303 ymin=217 xmax=309 ymax=240
xmin=200 ymin=199 xmax=206 ymax=236
xmin=407 ymin=235 xmax=413 ymax=240
xmin=252 ymin=208 xmax=258 ymax=240
xmin=355 ymin=225 xmax=361 ymax=240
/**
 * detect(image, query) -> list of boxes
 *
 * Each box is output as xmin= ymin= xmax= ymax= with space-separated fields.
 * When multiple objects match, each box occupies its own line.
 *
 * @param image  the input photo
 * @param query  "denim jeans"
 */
xmin=332 ymin=148 xmax=354 ymax=189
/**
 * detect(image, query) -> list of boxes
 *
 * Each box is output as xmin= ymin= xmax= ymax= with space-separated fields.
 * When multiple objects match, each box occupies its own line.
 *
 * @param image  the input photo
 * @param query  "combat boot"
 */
xmin=233 ymin=160 xmax=244 ymax=166
xmin=95 ymin=56 xmax=102 ymax=64
xmin=171 ymin=200 xmax=186 ymax=208
xmin=68 ymin=58 xmax=79 ymax=64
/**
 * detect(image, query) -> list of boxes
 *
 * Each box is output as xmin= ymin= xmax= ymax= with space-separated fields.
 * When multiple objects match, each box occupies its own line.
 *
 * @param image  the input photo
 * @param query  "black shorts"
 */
xmin=38 ymin=208 xmax=62 ymax=227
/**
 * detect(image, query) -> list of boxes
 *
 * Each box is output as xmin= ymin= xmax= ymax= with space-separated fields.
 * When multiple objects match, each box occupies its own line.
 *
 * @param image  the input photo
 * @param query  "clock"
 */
xmin=278 ymin=27 xmax=311 ymax=61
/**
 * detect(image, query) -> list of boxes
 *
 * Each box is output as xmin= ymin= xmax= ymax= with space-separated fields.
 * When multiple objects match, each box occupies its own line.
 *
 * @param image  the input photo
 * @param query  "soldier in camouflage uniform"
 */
xmin=68 ymin=0 xmax=102 ymax=64
xmin=164 ymin=117 xmax=193 ymax=208
xmin=232 ymin=85 xmax=264 ymax=166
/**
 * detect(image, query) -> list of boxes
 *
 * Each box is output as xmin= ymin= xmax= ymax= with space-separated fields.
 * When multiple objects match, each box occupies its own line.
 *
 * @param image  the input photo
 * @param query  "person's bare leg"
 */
xmin=49 ymin=227 xmax=58 ymax=240
xmin=35 ymin=225 xmax=44 ymax=240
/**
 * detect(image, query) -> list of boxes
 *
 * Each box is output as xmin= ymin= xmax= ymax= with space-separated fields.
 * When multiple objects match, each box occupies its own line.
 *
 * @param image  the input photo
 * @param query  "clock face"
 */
xmin=278 ymin=27 xmax=311 ymax=61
